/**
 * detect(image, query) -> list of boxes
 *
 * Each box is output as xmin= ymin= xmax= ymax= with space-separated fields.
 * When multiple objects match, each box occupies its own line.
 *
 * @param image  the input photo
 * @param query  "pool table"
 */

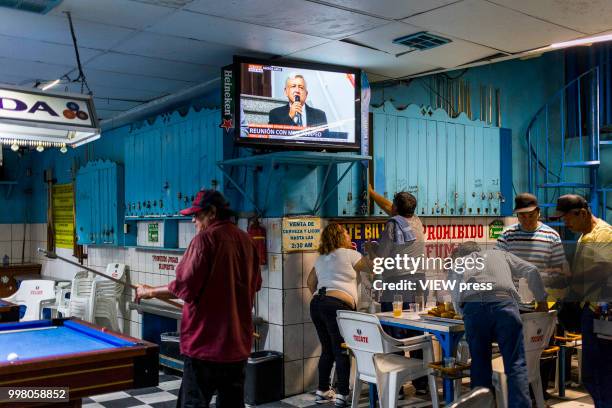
xmin=0 ymin=318 xmax=159 ymax=407
xmin=0 ymin=299 xmax=19 ymax=323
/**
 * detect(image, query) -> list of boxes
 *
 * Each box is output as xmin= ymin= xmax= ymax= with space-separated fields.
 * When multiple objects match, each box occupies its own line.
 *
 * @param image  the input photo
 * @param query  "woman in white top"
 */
xmin=307 ymin=223 xmax=370 ymax=407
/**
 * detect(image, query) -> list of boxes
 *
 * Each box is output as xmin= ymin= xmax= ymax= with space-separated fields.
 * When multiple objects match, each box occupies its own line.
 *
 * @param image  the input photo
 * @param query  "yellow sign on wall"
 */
xmin=281 ymin=217 xmax=321 ymax=252
xmin=53 ymin=184 xmax=74 ymax=249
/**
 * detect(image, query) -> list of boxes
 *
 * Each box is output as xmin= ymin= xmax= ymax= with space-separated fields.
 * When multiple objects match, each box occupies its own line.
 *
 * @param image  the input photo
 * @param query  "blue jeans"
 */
xmin=581 ymin=306 xmax=612 ymax=407
xmin=462 ymin=299 xmax=530 ymax=408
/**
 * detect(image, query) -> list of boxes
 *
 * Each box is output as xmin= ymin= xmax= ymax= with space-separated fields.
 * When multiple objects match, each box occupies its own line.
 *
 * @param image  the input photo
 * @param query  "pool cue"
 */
xmin=37 ymin=248 xmax=183 ymax=309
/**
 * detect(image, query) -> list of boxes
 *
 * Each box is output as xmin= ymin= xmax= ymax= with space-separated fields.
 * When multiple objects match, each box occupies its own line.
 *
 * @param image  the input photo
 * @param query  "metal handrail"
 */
xmin=526 ymin=65 xmax=602 ymax=199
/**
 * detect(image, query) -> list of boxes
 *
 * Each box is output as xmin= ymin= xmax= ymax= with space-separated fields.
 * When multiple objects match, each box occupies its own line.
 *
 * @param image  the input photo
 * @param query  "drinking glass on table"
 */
xmin=392 ymin=295 xmax=403 ymax=317
xmin=444 ymin=357 xmax=456 ymax=368
xmin=415 ymin=295 xmax=424 ymax=312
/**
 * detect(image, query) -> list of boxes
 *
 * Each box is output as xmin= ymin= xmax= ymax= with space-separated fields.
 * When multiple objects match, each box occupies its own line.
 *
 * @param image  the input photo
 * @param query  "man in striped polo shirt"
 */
xmin=495 ymin=193 xmax=569 ymax=300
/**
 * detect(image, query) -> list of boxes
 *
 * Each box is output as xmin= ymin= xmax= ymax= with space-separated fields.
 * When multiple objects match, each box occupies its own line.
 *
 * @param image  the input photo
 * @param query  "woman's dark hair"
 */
xmin=318 ymin=223 xmax=348 ymax=255
xmin=393 ymin=192 xmax=417 ymax=216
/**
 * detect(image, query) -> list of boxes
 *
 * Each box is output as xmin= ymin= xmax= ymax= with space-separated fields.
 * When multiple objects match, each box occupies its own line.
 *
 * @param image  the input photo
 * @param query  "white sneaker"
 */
xmin=315 ymin=389 xmax=335 ymax=404
xmin=335 ymin=394 xmax=349 ymax=408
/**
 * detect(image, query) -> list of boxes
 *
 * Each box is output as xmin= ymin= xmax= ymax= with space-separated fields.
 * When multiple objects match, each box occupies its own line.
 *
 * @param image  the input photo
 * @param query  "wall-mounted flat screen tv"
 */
xmin=234 ymin=56 xmax=361 ymax=151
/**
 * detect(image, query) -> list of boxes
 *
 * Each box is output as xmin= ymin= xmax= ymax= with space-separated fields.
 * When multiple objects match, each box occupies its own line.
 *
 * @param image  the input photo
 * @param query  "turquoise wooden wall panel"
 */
xmin=75 ymin=160 xmax=123 ymax=245
xmin=125 ymin=108 xmax=223 ymax=218
xmin=371 ymin=102 xmax=509 ymax=217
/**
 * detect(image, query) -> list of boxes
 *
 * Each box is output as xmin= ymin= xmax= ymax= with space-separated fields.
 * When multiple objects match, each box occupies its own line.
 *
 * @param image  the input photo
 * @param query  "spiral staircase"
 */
xmin=527 ymin=64 xmax=612 ymax=225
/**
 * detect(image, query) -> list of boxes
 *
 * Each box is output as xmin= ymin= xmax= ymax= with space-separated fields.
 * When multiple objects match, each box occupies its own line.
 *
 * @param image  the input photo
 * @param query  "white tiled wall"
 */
xmin=178 ymin=220 xmax=195 ymax=248
xmin=0 ymin=223 xmax=33 ymax=263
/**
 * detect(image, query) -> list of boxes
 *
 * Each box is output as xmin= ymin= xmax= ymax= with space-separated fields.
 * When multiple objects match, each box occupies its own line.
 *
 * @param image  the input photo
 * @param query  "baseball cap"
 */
xmin=179 ymin=189 xmax=230 ymax=216
xmin=513 ymin=193 xmax=539 ymax=213
xmin=549 ymin=194 xmax=589 ymax=220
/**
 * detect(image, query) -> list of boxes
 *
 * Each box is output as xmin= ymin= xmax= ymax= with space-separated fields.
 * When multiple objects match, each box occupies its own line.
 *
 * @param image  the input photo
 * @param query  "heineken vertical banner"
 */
xmin=220 ymin=64 xmax=235 ymax=135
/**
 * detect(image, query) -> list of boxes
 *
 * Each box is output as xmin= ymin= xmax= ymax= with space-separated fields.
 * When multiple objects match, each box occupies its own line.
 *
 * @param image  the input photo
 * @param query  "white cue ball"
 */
xmin=6 ymin=353 xmax=18 ymax=362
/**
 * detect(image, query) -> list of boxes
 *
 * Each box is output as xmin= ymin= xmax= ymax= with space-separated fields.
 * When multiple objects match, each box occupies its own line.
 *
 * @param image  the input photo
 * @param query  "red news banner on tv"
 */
xmin=245 ymin=123 xmax=340 ymax=139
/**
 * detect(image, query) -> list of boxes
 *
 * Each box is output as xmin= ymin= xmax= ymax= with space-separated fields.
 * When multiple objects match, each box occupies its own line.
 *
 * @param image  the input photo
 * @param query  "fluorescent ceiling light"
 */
xmin=41 ymin=79 xmax=60 ymax=91
xmin=551 ymin=33 xmax=612 ymax=49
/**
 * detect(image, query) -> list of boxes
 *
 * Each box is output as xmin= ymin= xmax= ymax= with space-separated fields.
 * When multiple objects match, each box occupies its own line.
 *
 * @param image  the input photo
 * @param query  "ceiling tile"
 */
xmin=0 ymin=74 xmax=39 ymax=87
xmin=84 ymin=68 xmax=196 ymax=93
xmin=61 ymin=82 xmax=163 ymax=102
xmin=364 ymin=72 xmax=393 ymax=83
xmin=0 ymin=8 xmax=135 ymax=50
xmin=402 ymin=0 xmax=583 ymax=53
xmin=113 ymin=32 xmax=259 ymax=65
xmin=184 ymin=0 xmax=388 ymax=39
xmin=347 ymin=22 xmax=500 ymax=68
xmin=92 ymin=98 xmax=143 ymax=111
xmin=490 ymin=0 xmax=612 ymax=35
xmin=84 ymin=52 xmax=217 ymax=82
xmin=49 ymin=0 xmax=177 ymax=30
xmin=147 ymin=10 xmax=330 ymax=55
xmin=0 ymin=35 xmax=102 ymax=68
xmin=319 ymin=0 xmax=458 ymax=20
xmin=0 ymin=58 xmax=73 ymax=82
xmin=288 ymin=40 xmax=439 ymax=78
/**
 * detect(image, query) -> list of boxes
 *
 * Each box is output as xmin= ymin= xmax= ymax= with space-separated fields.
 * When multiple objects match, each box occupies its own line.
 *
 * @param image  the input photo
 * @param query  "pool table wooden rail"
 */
xmin=0 ymin=318 xmax=159 ymax=407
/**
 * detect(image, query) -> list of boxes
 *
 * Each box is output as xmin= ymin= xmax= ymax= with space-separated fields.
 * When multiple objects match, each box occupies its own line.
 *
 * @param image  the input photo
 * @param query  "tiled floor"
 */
xmin=84 ymin=372 xmax=595 ymax=407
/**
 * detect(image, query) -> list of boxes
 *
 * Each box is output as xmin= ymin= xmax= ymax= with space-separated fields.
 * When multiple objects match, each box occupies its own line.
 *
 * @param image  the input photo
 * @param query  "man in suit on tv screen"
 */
xmin=268 ymin=74 xmax=328 ymax=129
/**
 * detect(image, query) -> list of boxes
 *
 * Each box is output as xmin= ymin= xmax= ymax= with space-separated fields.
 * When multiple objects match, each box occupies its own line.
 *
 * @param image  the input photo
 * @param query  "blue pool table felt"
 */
xmin=0 ymin=320 xmax=136 ymax=363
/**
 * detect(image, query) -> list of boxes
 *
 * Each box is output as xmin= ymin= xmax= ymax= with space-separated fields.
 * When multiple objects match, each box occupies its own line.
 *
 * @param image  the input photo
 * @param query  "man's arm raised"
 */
xmin=369 ymin=184 xmax=393 ymax=215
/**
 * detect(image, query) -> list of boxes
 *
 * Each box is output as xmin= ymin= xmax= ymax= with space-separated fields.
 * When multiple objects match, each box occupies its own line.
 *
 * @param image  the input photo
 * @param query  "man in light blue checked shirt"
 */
xmin=448 ymin=241 xmax=548 ymax=408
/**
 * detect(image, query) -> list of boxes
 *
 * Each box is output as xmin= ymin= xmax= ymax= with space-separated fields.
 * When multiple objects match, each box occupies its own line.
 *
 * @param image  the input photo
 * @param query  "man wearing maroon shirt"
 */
xmin=135 ymin=189 xmax=262 ymax=408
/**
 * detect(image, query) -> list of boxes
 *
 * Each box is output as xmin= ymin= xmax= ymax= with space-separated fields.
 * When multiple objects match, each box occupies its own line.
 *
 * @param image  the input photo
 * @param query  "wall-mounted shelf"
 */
xmin=125 ymin=245 xmax=185 ymax=253
xmin=124 ymin=218 xmax=180 ymax=249
xmin=218 ymin=151 xmax=371 ymax=216
xmin=124 ymin=216 xmax=191 ymax=221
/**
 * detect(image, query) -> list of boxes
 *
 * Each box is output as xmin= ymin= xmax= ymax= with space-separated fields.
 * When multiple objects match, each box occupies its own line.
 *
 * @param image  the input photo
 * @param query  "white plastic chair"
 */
xmin=337 ymin=310 xmax=439 ymax=408
xmin=447 ymin=387 xmax=494 ymax=408
xmin=492 ymin=311 xmax=557 ymax=408
xmin=59 ymin=271 xmax=94 ymax=321
xmin=89 ymin=264 xmax=127 ymax=331
xmin=2 ymin=280 xmax=56 ymax=321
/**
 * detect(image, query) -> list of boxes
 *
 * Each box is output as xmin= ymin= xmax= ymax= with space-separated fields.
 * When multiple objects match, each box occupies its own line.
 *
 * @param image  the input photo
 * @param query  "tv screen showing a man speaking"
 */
xmin=238 ymin=60 xmax=358 ymax=149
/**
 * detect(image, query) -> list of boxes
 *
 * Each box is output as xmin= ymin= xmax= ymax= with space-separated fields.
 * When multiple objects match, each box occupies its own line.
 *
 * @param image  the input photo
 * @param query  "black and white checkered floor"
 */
xmin=84 ymin=372 xmax=594 ymax=408
xmin=83 ymin=373 xmax=181 ymax=408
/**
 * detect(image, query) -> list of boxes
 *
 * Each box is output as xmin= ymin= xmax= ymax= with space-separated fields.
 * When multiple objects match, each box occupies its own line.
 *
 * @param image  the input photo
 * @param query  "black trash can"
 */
xmin=245 ymin=351 xmax=283 ymax=405
xmin=160 ymin=332 xmax=183 ymax=362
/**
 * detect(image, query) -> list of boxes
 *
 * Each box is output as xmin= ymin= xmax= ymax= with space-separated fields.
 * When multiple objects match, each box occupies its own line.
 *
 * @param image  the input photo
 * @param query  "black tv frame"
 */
xmin=233 ymin=55 xmax=362 ymax=152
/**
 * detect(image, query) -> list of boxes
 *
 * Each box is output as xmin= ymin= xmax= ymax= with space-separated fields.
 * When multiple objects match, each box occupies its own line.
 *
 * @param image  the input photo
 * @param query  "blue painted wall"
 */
xmin=371 ymin=51 xmax=566 ymax=195
xmin=1 ymin=50 xmax=572 ymax=225
xmin=0 ymin=126 xmax=129 ymax=224
xmin=0 ymin=148 xmax=35 ymax=224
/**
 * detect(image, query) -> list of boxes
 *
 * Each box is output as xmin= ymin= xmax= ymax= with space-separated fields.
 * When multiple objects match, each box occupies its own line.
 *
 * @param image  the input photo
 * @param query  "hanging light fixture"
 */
xmin=0 ymin=84 xmax=100 ymax=149
xmin=59 ymin=143 xmax=68 ymax=154
xmin=10 ymin=141 xmax=19 ymax=151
